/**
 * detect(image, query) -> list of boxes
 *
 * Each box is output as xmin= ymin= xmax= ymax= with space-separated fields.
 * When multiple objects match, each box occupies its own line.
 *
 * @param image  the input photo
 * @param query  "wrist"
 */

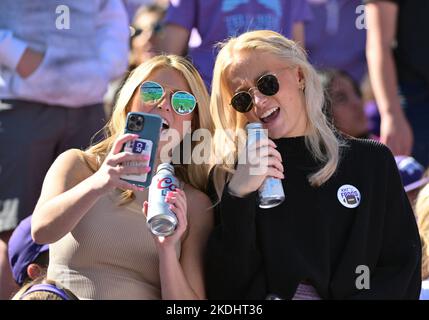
xmin=378 ymin=102 xmax=404 ymax=117
xmin=227 ymin=182 xmax=250 ymax=198
xmin=157 ymin=245 xmax=178 ymax=260
xmin=86 ymin=174 xmax=109 ymax=198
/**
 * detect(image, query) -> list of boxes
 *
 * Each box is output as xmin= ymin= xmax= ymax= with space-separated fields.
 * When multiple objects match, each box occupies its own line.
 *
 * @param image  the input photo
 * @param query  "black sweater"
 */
xmin=205 ymin=136 xmax=421 ymax=299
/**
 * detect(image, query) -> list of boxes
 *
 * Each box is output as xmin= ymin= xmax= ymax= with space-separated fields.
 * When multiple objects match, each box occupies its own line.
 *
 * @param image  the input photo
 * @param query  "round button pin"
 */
xmin=337 ymin=184 xmax=361 ymax=208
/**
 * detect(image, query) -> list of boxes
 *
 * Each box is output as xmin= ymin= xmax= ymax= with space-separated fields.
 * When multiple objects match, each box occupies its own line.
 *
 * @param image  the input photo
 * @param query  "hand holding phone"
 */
xmin=120 ymin=112 xmax=162 ymax=188
xmin=89 ymin=134 xmax=150 ymax=194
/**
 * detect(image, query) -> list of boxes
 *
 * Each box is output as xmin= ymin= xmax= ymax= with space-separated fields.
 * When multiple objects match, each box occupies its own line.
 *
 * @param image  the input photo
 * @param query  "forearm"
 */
xmin=32 ymin=175 xmax=102 ymax=244
xmin=158 ymin=248 xmax=201 ymax=300
xmin=366 ymin=46 xmax=402 ymax=117
xmin=365 ymin=2 xmax=402 ymax=118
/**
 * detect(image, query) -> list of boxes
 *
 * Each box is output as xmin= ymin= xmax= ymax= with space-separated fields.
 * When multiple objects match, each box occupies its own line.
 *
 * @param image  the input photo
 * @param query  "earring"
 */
xmin=300 ymin=82 xmax=305 ymax=91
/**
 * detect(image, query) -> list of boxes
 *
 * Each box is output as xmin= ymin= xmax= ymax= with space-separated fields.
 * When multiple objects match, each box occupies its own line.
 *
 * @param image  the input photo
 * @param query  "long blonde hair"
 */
xmin=416 ymin=183 xmax=429 ymax=280
xmin=210 ymin=30 xmax=343 ymax=198
xmin=86 ymin=55 xmax=213 ymax=202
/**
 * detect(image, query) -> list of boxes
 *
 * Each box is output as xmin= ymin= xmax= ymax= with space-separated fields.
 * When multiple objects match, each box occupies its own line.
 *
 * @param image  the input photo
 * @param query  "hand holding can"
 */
xmin=227 ymin=123 xmax=285 ymax=207
xmin=246 ymin=123 xmax=285 ymax=209
xmin=146 ymin=163 xmax=179 ymax=236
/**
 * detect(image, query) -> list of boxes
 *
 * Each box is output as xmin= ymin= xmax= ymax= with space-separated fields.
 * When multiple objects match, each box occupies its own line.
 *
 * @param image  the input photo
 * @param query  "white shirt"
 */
xmin=0 ymin=0 xmax=129 ymax=107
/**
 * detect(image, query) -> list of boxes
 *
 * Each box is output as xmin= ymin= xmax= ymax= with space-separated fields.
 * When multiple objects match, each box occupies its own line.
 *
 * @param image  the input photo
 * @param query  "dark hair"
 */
xmin=19 ymin=251 xmax=50 ymax=286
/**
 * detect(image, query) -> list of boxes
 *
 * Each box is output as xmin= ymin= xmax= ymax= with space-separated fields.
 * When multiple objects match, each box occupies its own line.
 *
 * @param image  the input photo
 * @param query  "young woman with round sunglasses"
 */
xmin=31 ymin=55 xmax=214 ymax=299
xmin=206 ymin=30 xmax=421 ymax=299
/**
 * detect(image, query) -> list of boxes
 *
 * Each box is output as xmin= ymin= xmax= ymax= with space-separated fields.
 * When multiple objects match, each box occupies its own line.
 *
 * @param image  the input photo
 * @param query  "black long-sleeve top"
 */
xmin=205 ymin=136 xmax=421 ymax=299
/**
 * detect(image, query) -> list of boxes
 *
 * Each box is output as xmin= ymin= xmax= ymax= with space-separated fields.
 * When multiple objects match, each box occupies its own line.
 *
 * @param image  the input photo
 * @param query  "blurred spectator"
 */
xmin=395 ymin=156 xmax=429 ymax=209
xmin=360 ymin=74 xmax=381 ymax=136
xmin=104 ymin=3 xmax=167 ymax=117
xmin=0 ymin=0 xmax=129 ymax=299
xmin=122 ymin=0 xmax=169 ymax=23
xmin=415 ymin=183 xmax=429 ymax=299
xmin=129 ymin=3 xmax=166 ymax=70
xmin=363 ymin=100 xmax=381 ymax=137
xmin=8 ymin=216 xmax=49 ymax=288
xmin=319 ymin=69 xmax=375 ymax=139
xmin=158 ymin=0 xmax=312 ymax=89
xmin=306 ymin=0 xmax=367 ymax=83
xmin=365 ymin=0 xmax=429 ymax=165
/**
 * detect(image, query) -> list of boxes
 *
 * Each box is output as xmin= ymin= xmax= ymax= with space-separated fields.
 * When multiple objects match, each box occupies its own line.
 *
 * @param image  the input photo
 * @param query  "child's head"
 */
xmin=8 ymin=216 xmax=49 ymax=286
xmin=12 ymin=278 xmax=78 ymax=300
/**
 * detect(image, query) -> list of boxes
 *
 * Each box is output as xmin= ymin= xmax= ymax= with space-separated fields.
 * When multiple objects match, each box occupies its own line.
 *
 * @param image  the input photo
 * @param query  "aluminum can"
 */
xmin=246 ymin=122 xmax=285 ymax=209
xmin=147 ymin=163 xmax=179 ymax=236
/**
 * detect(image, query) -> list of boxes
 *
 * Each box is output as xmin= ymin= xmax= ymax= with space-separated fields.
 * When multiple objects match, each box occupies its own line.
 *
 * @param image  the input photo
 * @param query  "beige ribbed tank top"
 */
xmin=47 ymin=190 xmax=180 ymax=300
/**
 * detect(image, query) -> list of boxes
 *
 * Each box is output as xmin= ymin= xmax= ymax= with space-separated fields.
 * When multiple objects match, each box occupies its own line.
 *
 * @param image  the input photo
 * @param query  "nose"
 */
xmin=156 ymin=93 xmax=171 ymax=112
xmin=252 ymin=89 xmax=269 ymax=108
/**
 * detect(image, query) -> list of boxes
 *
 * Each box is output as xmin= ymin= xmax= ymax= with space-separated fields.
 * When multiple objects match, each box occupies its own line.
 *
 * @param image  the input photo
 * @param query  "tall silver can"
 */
xmin=246 ymin=122 xmax=285 ymax=209
xmin=147 ymin=163 xmax=179 ymax=236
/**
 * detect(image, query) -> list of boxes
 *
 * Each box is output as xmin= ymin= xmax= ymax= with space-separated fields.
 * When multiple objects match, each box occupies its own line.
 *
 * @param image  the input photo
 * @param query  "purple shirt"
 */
xmin=165 ymin=0 xmax=312 ymax=89
xmin=305 ymin=0 xmax=367 ymax=82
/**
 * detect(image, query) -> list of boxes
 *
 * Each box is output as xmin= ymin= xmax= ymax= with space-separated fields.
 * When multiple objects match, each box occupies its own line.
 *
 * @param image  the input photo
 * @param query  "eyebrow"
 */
xmin=234 ymin=70 xmax=270 ymax=92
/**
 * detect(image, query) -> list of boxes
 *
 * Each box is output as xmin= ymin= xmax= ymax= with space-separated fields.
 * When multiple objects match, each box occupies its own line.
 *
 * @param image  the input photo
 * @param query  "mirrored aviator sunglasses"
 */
xmin=140 ymin=81 xmax=197 ymax=115
xmin=230 ymin=74 xmax=280 ymax=113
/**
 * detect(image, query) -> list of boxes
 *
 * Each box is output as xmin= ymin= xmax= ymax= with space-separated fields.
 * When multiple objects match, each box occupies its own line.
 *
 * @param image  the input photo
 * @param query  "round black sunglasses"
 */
xmin=230 ymin=73 xmax=280 ymax=113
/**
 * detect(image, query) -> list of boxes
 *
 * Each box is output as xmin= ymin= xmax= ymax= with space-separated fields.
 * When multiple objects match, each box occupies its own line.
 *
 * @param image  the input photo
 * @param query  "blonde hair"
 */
xmin=86 ymin=55 xmax=213 ymax=203
xmin=416 ymin=183 xmax=429 ymax=280
xmin=11 ymin=277 xmax=78 ymax=300
xmin=210 ymin=30 xmax=343 ymax=198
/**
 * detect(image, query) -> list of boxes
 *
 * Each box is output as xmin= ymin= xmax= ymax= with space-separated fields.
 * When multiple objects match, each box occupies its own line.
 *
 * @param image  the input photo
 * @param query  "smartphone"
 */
xmin=120 ymin=112 xmax=162 ymax=188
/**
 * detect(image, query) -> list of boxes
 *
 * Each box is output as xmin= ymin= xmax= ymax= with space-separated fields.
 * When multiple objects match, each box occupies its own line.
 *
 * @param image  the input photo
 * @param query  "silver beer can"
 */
xmin=246 ymin=122 xmax=285 ymax=209
xmin=147 ymin=163 xmax=179 ymax=236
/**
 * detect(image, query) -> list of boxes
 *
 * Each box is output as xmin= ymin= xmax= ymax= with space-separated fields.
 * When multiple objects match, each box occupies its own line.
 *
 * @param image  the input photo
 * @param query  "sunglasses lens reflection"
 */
xmin=172 ymin=91 xmax=196 ymax=115
xmin=141 ymin=81 xmax=163 ymax=103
